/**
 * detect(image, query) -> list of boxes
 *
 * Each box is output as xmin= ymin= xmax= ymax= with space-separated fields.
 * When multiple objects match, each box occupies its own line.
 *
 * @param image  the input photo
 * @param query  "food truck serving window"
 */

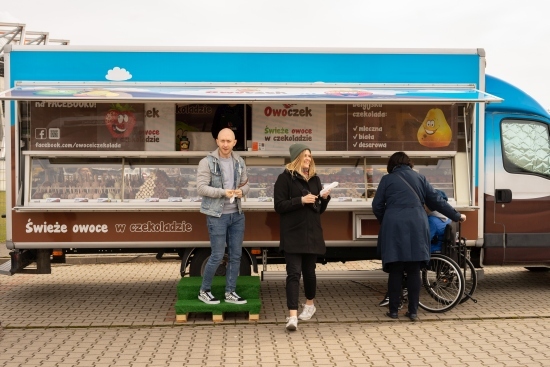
xmin=16 ymin=99 xmax=465 ymax=210
xmin=6 ymin=82 xmax=494 ymax=211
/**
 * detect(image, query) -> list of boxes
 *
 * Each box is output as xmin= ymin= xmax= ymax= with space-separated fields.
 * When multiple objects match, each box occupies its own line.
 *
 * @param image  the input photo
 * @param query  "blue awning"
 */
xmin=0 ymin=83 xmax=502 ymax=103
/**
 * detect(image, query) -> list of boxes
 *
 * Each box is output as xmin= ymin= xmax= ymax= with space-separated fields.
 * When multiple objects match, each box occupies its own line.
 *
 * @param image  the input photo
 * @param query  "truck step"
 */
xmin=0 ymin=260 xmax=13 ymax=276
xmin=175 ymin=276 xmax=261 ymax=322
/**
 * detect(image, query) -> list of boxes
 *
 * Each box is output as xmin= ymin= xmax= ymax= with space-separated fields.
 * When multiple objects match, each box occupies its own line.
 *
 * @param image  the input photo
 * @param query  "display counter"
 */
xmin=21 ymin=151 xmax=456 ymax=212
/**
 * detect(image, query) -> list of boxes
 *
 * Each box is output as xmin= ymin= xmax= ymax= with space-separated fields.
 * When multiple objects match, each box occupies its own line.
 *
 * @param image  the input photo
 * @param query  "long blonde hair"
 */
xmin=285 ymin=149 xmax=316 ymax=180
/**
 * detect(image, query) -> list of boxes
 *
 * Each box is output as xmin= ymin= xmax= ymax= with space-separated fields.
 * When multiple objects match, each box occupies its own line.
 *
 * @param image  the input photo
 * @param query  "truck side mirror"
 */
xmin=495 ymin=189 xmax=512 ymax=203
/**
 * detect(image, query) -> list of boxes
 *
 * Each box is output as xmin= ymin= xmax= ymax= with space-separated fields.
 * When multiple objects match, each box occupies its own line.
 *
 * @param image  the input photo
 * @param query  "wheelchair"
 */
xmin=418 ymin=222 xmax=478 ymax=313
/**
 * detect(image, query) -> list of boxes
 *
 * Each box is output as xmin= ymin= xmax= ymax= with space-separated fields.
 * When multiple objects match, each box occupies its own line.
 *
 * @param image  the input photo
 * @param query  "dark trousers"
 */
xmin=387 ymin=261 xmax=422 ymax=314
xmin=284 ymin=253 xmax=317 ymax=310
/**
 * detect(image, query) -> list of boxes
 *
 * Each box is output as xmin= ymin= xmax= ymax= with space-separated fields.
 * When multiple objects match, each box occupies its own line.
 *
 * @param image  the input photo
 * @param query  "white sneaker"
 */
xmin=285 ymin=316 xmax=298 ymax=331
xmin=225 ymin=291 xmax=247 ymax=304
xmin=198 ymin=290 xmax=220 ymax=305
xmin=298 ymin=304 xmax=316 ymax=320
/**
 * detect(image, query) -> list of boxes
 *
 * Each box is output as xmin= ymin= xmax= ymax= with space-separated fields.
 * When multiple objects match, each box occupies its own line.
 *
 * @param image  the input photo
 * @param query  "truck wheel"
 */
xmin=188 ymin=248 xmax=252 ymax=277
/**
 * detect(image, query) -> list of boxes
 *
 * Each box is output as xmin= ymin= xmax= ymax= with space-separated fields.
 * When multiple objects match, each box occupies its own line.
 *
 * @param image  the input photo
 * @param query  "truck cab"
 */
xmin=482 ymin=75 xmax=550 ymax=266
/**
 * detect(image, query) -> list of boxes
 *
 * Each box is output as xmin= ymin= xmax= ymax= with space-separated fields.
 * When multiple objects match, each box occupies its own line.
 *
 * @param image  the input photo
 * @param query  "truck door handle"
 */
xmin=495 ymin=189 xmax=512 ymax=203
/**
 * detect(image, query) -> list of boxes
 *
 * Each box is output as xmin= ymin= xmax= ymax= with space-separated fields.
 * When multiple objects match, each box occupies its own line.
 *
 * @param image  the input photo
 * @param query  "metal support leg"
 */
xmin=36 ymin=249 xmax=52 ymax=274
xmin=262 ymin=249 xmax=268 ymax=272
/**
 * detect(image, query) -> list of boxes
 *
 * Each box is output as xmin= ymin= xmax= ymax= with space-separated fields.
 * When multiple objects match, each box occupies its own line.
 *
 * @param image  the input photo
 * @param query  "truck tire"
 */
xmin=188 ymin=248 xmax=252 ymax=277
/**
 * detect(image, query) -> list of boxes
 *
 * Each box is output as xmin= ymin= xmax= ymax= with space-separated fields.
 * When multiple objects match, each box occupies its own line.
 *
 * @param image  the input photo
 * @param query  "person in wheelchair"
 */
xmin=378 ymin=189 xmax=452 ymax=308
xmin=426 ymin=190 xmax=452 ymax=254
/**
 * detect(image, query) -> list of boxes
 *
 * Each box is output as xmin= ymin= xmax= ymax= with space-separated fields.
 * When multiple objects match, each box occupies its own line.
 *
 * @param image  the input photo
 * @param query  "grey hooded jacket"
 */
xmin=196 ymin=148 xmax=250 ymax=217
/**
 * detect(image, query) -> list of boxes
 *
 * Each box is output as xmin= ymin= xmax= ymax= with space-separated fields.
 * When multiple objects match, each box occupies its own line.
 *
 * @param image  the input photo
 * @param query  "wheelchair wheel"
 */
xmin=459 ymin=256 xmax=477 ymax=304
xmin=418 ymin=254 xmax=465 ymax=313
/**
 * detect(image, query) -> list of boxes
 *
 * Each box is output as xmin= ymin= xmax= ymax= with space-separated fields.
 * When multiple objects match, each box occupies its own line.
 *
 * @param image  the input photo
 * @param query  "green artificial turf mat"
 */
xmin=177 ymin=276 xmax=260 ymax=300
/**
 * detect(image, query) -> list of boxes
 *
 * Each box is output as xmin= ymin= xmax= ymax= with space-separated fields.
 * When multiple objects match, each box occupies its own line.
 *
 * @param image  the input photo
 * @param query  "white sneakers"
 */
xmin=298 ymin=304 xmax=316 ymax=320
xmin=285 ymin=316 xmax=298 ymax=331
xmin=286 ymin=304 xmax=316 ymax=331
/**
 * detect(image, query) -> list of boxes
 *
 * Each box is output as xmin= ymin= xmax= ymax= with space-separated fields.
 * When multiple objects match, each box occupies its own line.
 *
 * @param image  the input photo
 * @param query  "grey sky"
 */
xmin=1 ymin=0 xmax=549 ymax=109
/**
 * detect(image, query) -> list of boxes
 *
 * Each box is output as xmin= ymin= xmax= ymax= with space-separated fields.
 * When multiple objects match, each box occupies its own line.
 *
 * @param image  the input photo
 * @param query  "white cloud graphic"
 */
xmin=105 ymin=67 xmax=132 ymax=81
xmin=414 ymin=89 xmax=469 ymax=93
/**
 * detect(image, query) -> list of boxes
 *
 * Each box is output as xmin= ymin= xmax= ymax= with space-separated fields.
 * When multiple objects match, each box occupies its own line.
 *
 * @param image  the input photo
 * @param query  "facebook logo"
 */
xmin=35 ymin=128 xmax=47 ymax=140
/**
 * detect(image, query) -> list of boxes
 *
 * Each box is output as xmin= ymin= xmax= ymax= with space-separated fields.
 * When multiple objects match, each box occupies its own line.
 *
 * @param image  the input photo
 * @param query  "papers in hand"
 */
xmin=230 ymin=194 xmax=236 ymax=203
xmin=320 ymin=182 xmax=338 ymax=196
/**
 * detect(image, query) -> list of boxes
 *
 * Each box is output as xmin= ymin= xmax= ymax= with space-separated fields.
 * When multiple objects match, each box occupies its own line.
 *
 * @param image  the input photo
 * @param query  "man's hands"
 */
xmin=460 ymin=214 xmax=466 ymax=222
xmin=225 ymin=189 xmax=243 ymax=199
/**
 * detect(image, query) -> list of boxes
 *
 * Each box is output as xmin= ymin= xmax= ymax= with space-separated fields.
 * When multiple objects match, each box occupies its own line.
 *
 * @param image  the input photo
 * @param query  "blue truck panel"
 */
xmin=485 ymin=75 xmax=550 ymax=119
xmin=9 ymin=49 xmax=481 ymax=85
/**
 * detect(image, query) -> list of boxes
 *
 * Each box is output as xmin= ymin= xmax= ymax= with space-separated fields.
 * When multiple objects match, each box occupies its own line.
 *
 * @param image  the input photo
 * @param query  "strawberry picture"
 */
xmin=104 ymin=103 xmax=137 ymax=138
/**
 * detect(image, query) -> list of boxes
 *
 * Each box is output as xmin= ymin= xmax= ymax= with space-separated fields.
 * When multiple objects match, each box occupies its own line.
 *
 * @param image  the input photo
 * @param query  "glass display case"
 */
xmin=415 ymin=159 xmax=454 ymax=199
xmin=316 ymin=166 xmax=365 ymax=201
xmin=245 ymin=162 xmax=367 ymax=203
xmin=365 ymin=158 xmax=455 ymax=200
xmin=29 ymin=158 xmax=123 ymax=202
xmin=26 ymin=157 xmax=202 ymax=205
xmin=246 ymin=166 xmax=281 ymax=202
xmin=123 ymin=159 xmax=200 ymax=201
xmin=24 ymin=155 xmax=455 ymax=208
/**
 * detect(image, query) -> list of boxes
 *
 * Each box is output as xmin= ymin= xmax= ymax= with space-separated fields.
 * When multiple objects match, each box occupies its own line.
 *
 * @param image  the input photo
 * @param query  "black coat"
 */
xmin=274 ymin=169 xmax=330 ymax=254
xmin=372 ymin=165 xmax=461 ymax=272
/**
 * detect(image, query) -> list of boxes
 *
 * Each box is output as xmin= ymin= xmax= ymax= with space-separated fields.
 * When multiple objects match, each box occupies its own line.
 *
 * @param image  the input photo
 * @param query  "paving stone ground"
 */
xmin=1 ymin=256 xmax=550 ymax=366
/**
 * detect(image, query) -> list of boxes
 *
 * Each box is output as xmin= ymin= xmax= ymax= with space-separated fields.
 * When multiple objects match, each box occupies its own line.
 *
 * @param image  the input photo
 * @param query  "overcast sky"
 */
xmin=1 ymin=0 xmax=549 ymax=109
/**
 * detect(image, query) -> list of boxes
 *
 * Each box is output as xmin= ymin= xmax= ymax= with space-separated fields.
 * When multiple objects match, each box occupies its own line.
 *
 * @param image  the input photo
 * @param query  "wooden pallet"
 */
xmin=176 ymin=300 xmax=260 ymax=323
xmin=176 ymin=314 xmax=260 ymax=322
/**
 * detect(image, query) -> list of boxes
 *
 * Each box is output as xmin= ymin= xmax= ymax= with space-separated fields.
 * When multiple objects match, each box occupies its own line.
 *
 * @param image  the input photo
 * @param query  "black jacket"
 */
xmin=274 ymin=169 xmax=330 ymax=254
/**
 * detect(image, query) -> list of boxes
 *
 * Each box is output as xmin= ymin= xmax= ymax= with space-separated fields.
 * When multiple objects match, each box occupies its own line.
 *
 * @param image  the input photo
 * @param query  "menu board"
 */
xmin=326 ymin=104 xmax=457 ymax=151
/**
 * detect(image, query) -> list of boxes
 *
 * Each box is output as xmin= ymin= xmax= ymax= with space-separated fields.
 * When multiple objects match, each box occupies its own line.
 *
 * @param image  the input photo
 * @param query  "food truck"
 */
xmin=1 ymin=46 xmax=549 ymax=276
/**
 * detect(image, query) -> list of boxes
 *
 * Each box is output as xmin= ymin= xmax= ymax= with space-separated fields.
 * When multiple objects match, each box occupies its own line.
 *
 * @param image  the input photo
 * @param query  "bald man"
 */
xmin=196 ymin=128 xmax=250 ymax=305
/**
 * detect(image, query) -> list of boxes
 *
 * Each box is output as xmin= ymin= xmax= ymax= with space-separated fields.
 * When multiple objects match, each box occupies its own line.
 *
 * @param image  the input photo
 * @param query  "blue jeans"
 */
xmin=201 ymin=212 xmax=245 ymax=293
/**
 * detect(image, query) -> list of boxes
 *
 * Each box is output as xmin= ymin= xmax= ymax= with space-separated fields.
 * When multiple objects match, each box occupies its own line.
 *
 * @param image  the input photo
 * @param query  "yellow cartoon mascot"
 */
xmin=417 ymin=108 xmax=452 ymax=148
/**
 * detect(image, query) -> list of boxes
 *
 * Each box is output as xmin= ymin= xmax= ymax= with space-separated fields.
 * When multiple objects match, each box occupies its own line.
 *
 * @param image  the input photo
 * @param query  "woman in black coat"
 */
xmin=372 ymin=151 xmax=466 ymax=321
xmin=274 ymin=143 xmax=331 ymax=331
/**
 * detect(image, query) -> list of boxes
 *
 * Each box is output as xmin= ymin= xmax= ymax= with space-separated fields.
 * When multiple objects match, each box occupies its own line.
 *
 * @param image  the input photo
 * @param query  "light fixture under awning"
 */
xmin=0 ymin=83 xmax=503 ymax=103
